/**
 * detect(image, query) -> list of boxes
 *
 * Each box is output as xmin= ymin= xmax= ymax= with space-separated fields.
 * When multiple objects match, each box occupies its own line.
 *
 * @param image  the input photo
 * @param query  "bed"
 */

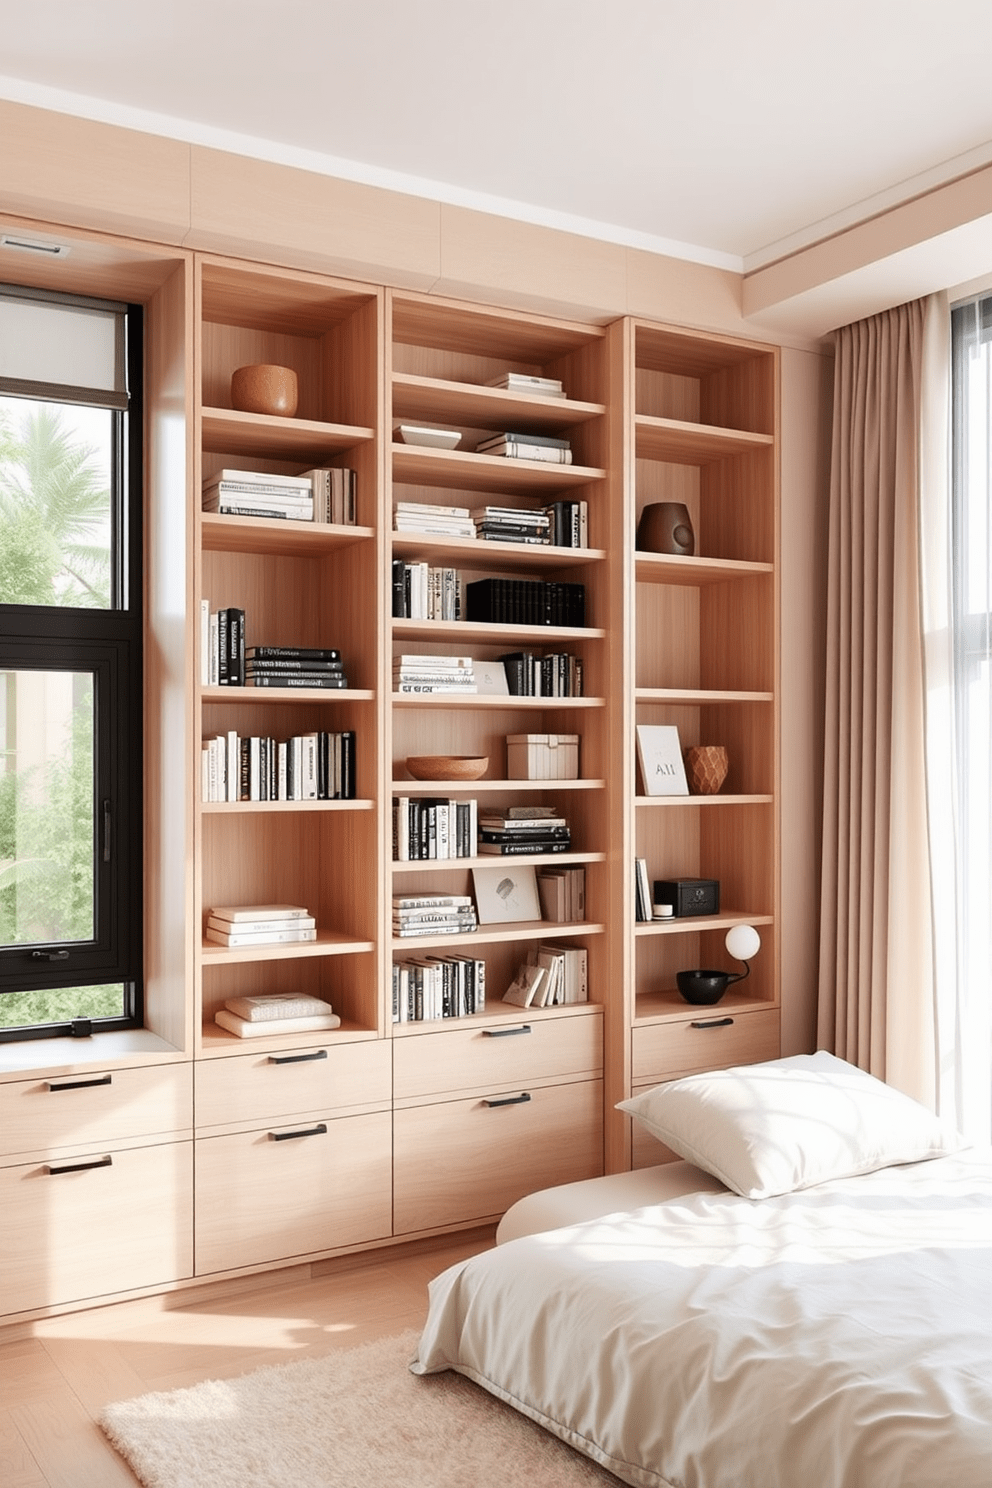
xmin=412 ymin=1052 xmax=992 ymax=1488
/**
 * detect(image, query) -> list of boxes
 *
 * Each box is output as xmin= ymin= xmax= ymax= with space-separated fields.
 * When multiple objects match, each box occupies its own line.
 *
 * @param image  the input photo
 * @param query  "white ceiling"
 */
xmin=3 ymin=0 xmax=992 ymax=272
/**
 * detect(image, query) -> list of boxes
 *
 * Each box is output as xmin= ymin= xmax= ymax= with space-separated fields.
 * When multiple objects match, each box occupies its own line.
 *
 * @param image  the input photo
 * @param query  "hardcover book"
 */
xmin=472 ymin=864 xmax=542 ymax=923
xmin=636 ymin=724 xmax=689 ymax=797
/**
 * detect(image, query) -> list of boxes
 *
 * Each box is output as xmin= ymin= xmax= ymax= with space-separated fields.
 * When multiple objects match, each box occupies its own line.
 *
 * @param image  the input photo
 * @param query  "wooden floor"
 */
xmin=0 ymin=1229 xmax=494 ymax=1487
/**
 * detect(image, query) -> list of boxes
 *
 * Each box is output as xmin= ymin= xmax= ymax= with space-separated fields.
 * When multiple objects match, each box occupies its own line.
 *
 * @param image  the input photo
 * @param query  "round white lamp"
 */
xmin=725 ymin=923 xmax=761 ymax=975
xmin=676 ymin=924 xmax=761 ymax=1005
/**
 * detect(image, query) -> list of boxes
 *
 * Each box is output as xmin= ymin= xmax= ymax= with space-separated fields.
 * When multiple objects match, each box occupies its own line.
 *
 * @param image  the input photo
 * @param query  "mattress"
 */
xmin=495 ymin=1160 xmax=725 ymax=1244
xmin=413 ymin=1148 xmax=992 ymax=1488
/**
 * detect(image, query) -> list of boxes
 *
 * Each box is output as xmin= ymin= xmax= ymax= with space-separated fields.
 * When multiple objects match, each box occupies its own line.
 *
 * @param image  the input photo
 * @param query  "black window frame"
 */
xmin=0 ymin=291 xmax=143 ymax=1040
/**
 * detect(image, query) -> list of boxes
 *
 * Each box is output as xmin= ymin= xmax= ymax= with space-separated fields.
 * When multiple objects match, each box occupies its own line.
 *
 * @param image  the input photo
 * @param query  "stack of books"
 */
xmin=499 ymin=651 xmax=583 ymax=697
xmin=392 ymin=796 xmax=478 ymax=860
xmin=303 ymin=467 xmax=357 ymax=525
xmin=391 ymin=561 xmax=464 ymax=620
xmin=393 ymin=654 xmax=477 ymax=694
xmin=201 ymin=728 xmax=356 ymax=802
xmin=393 ymin=500 xmax=475 ymax=538
xmin=477 ymin=806 xmax=571 ymax=856
xmin=202 ymin=468 xmax=315 ymax=520
xmin=536 ymin=865 xmax=585 ymax=922
xmin=201 ymin=605 xmax=246 ymax=685
xmin=465 ymin=578 xmax=585 ymax=627
xmin=475 ymin=431 xmax=572 ymax=464
xmin=486 ymin=372 xmax=566 ymax=399
xmin=214 ymin=991 xmax=341 ymax=1039
xmin=544 ymin=499 xmax=589 ymax=548
xmin=205 ymin=904 xmax=317 ymax=949
xmin=246 ymin=645 xmax=348 ymax=690
xmin=392 ymin=894 xmax=478 ymax=938
xmin=392 ymin=954 xmax=486 ymax=1021
xmin=503 ymin=943 xmax=588 ymax=1007
xmin=472 ymin=505 xmax=551 ymax=544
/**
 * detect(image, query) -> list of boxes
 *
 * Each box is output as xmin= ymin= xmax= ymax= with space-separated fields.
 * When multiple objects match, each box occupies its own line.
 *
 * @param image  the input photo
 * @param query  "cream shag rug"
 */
xmin=100 ymin=1328 xmax=621 ymax=1488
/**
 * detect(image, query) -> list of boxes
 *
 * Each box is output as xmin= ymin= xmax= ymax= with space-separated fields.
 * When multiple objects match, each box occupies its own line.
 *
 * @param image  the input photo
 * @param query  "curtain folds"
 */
xmin=818 ymin=298 xmax=938 ymax=1106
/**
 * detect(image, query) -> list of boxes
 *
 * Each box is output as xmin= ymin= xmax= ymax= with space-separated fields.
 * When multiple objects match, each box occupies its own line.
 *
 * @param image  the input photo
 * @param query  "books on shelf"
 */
xmin=205 ymin=917 xmax=317 ymax=947
xmin=393 ymin=796 xmax=478 ymax=861
xmin=634 ymin=857 xmax=652 ymax=921
xmin=224 ymin=992 xmax=333 ymax=1022
xmin=391 ymin=561 xmax=464 ymax=621
xmin=392 ymin=893 xmax=478 ymax=937
xmin=393 ymin=654 xmax=477 ymax=694
xmin=536 ymin=865 xmax=585 ymax=922
xmin=502 ymin=960 xmax=547 ymax=1008
xmin=543 ymin=499 xmax=588 ymax=548
xmin=200 ymin=605 xmax=246 ymax=686
xmin=475 ymin=431 xmax=573 ymax=464
xmin=465 ymin=578 xmax=585 ymax=628
xmin=202 ymin=466 xmax=356 ymax=524
xmin=392 ymin=954 xmax=486 ymax=1021
xmin=472 ymin=505 xmax=551 ymax=545
xmin=485 ymin=372 xmax=566 ymax=398
xmin=477 ymin=808 xmax=571 ymax=857
xmin=201 ymin=729 xmax=356 ymax=802
xmin=209 ymin=904 xmax=312 ymax=922
xmin=394 ymin=501 xmax=475 ymax=539
xmin=214 ymin=1009 xmax=341 ymax=1037
xmin=499 ymin=651 xmax=583 ymax=697
xmin=302 ymin=467 xmax=357 ymax=525
xmin=208 ymin=913 xmax=315 ymax=937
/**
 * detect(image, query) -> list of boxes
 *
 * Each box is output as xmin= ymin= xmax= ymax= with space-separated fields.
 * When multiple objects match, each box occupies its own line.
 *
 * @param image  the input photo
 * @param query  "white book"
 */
xmin=207 ymin=914 xmax=315 ymax=936
xmin=214 ymin=1009 xmax=340 ymax=1038
xmin=502 ymin=961 xmax=546 ymax=1007
xmin=206 ymin=468 xmax=315 ymax=489
xmin=226 ymin=729 xmax=239 ymax=803
xmin=224 ymin=993 xmax=333 ymax=1022
xmin=209 ymin=904 xmax=311 ymax=923
xmin=635 ymin=724 xmax=689 ymax=797
xmin=205 ymin=925 xmax=317 ymax=947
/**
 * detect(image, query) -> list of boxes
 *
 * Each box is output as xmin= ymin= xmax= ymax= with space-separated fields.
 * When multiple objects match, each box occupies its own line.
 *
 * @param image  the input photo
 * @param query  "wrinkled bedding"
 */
xmin=413 ymin=1149 xmax=992 ymax=1488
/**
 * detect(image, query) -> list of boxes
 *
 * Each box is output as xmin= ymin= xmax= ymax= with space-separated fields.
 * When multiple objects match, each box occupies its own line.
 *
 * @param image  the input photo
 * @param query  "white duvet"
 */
xmin=412 ymin=1149 xmax=992 ymax=1488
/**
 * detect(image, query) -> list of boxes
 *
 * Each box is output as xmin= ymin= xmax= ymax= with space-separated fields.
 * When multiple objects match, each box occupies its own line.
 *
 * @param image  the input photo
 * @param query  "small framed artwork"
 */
xmin=472 ymin=864 xmax=542 ymax=923
xmin=474 ymin=658 xmax=510 ymax=695
xmin=636 ymin=724 xmax=689 ymax=796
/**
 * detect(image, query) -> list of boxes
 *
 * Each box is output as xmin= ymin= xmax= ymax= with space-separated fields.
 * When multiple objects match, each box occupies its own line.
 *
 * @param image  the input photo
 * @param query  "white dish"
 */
xmin=397 ymin=424 xmax=462 ymax=450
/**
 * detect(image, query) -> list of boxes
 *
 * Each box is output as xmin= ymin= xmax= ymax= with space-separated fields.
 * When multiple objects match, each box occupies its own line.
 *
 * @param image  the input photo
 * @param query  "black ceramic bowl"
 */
xmin=676 ymin=969 xmax=731 ymax=1006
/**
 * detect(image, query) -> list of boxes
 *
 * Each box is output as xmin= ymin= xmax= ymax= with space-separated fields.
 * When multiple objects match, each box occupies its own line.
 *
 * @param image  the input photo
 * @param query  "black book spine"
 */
xmin=217 ymin=608 xmax=229 ymax=685
xmin=342 ymin=730 xmax=355 ymax=799
xmin=392 ymin=559 xmax=407 ymax=618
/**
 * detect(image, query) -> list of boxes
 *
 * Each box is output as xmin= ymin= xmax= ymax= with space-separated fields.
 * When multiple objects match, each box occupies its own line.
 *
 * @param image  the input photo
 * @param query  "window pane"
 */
xmin=0 ymin=983 xmax=125 ymax=1029
xmin=0 ymin=395 xmax=113 ymax=609
xmin=0 ymin=669 xmax=95 ymax=947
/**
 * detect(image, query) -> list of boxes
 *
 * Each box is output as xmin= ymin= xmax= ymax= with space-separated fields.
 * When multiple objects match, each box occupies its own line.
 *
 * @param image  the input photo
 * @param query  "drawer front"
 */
xmin=194 ymin=1109 xmax=392 ymax=1274
xmin=393 ymin=1011 xmax=602 ymax=1102
xmin=0 ymin=1139 xmax=193 ymax=1316
xmin=194 ymin=1039 xmax=390 ymax=1131
xmin=0 ymin=1063 xmax=193 ymax=1161
xmin=632 ymin=1007 xmax=780 ymax=1084
xmin=394 ymin=1076 xmax=603 ymax=1234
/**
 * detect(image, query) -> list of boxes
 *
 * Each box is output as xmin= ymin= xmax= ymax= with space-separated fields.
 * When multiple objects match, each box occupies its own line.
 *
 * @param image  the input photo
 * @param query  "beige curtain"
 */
xmin=818 ymin=298 xmax=937 ymax=1106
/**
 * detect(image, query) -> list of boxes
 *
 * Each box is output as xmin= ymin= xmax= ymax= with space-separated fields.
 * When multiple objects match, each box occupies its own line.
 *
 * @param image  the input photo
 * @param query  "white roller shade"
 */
xmin=0 ymin=286 xmax=127 ymax=409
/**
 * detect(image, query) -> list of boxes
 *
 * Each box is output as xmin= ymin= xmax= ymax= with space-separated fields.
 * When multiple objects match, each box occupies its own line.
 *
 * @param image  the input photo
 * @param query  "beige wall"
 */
xmin=0 ymin=98 xmax=830 ymax=1056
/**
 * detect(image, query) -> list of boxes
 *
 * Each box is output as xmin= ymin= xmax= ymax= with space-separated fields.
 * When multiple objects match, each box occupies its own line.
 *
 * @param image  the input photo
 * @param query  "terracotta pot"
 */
xmin=230 ymin=364 xmax=299 ymax=418
xmin=684 ymin=744 xmax=729 ymax=795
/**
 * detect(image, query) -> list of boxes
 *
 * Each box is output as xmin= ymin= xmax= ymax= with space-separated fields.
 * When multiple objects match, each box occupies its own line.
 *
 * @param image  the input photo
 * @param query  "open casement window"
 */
xmin=0 ymin=284 xmax=143 ymax=1039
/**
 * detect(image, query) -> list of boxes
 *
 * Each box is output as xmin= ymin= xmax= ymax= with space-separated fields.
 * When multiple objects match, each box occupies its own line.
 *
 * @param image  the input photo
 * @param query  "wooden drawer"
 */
xmin=632 ymin=1006 xmax=780 ymax=1084
xmin=393 ymin=1011 xmax=602 ymax=1102
xmin=194 ymin=1039 xmax=390 ymax=1132
xmin=0 ymin=1139 xmax=193 ymax=1316
xmin=194 ymin=1109 xmax=392 ymax=1274
xmin=394 ymin=1076 xmax=603 ymax=1234
xmin=629 ymin=1084 xmax=682 ymax=1171
xmin=0 ymin=1063 xmax=192 ymax=1162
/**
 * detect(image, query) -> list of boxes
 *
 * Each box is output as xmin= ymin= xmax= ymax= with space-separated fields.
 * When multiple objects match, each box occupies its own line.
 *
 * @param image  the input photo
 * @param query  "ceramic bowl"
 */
xmin=406 ymin=755 xmax=488 ymax=781
xmin=397 ymin=424 xmax=462 ymax=450
xmin=676 ymin=969 xmax=731 ymax=1005
xmin=231 ymin=364 xmax=299 ymax=418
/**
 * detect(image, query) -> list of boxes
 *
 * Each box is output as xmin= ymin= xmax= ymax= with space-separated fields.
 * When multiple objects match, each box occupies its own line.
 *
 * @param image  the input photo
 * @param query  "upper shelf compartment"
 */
xmin=633 ymin=323 xmax=777 ymax=439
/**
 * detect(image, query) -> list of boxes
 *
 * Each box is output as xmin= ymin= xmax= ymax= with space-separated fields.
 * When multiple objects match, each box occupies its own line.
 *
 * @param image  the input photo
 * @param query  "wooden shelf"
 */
xmin=392 ymin=531 xmax=605 ymax=569
xmin=392 ymin=692 xmax=602 ymax=709
xmin=201 ymin=798 xmax=374 ymax=815
xmin=392 ymin=617 xmax=604 ymax=645
xmin=392 ymin=851 xmax=606 ymax=873
xmin=202 ymin=686 xmax=375 ymax=704
xmin=201 ymin=932 xmax=375 ymax=966
xmin=201 ymin=512 xmax=374 ymax=556
xmin=633 ymin=986 xmax=776 ymax=1025
xmin=634 ymin=553 xmax=773 ymax=586
xmin=202 ymin=406 xmax=373 ymax=461
xmin=634 ymin=912 xmax=775 ymax=938
xmin=634 ymin=414 xmax=773 ymax=465
xmin=393 ymin=444 xmax=604 ymax=494
xmin=392 ymin=372 xmax=604 ymax=431
xmin=391 ymin=777 xmax=606 ymax=793
xmin=392 ymin=919 xmax=605 ymax=952
xmin=634 ymin=794 xmax=773 ymax=808
xmin=636 ymin=688 xmax=773 ymax=705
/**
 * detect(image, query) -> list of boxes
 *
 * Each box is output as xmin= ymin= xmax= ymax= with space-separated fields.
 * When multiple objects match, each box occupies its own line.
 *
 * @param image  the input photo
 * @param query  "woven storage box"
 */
xmin=506 ymin=733 xmax=580 ymax=780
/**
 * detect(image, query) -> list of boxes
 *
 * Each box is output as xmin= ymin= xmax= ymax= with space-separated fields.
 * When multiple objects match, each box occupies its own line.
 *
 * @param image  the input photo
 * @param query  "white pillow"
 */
xmin=617 ymin=1051 xmax=966 ymax=1198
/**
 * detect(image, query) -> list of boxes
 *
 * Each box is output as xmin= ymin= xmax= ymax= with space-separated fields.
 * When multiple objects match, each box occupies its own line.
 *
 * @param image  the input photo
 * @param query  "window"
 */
xmin=0 ymin=285 xmax=142 ymax=1040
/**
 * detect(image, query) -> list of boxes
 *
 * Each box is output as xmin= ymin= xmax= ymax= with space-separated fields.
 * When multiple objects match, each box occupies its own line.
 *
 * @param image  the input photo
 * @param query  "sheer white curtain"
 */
xmin=922 ymin=292 xmax=992 ymax=1142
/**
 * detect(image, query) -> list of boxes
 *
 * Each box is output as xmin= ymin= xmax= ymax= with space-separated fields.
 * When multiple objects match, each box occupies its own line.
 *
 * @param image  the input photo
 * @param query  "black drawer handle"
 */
xmin=46 ymin=1074 xmax=113 ymax=1092
xmin=268 ymin=1049 xmax=329 ymax=1065
xmin=269 ymin=1123 xmax=328 ymax=1141
xmin=482 ymin=1026 xmax=532 ymax=1038
xmin=483 ymin=1092 xmax=532 ymax=1108
xmin=690 ymin=1017 xmax=735 ymax=1029
xmin=46 ymin=1154 xmax=113 ymax=1175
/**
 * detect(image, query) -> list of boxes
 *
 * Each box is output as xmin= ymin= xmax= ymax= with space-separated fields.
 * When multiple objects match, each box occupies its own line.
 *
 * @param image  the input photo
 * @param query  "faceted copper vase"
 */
xmin=683 ymin=744 xmax=729 ymax=795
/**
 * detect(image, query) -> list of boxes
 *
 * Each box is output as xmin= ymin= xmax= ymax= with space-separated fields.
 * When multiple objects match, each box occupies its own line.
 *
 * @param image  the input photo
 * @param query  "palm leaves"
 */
xmin=0 ymin=399 xmax=112 ymax=608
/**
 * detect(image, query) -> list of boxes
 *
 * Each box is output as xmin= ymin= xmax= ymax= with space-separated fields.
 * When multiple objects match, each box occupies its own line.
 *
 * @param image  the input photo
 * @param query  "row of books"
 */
xmin=479 ymin=807 xmax=571 ymax=857
xmin=214 ymin=991 xmax=341 ymax=1039
xmin=202 ymin=467 xmax=357 ymax=524
xmin=394 ymin=499 xmax=587 ymax=548
xmin=391 ymin=561 xmax=464 ymax=621
xmin=503 ymin=943 xmax=589 ymax=1007
xmin=204 ymin=903 xmax=316 ymax=948
xmin=202 ymin=729 xmax=356 ymax=802
xmin=393 ymin=796 xmax=479 ymax=861
xmin=392 ymin=954 xmax=487 ymax=1022
xmin=392 ymin=893 xmax=478 ymax=938
xmin=465 ymin=577 xmax=586 ymax=628
xmin=500 ymin=650 xmax=584 ymax=697
xmin=200 ymin=610 xmax=349 ymax=690
xmin=476 ymin=431 xmax=572 ymax=464
xmin=393 ymin=654 xmax=476 ymax=694
xmin=537 ymin=865 xmax=585 ymax=923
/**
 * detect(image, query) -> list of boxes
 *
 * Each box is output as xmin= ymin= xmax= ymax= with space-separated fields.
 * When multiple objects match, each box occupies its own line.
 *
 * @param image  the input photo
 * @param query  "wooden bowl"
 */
xmin=231 ymin=363 xmax=298 ymax=418
xmin=406 ymin=755 xmax=488 ymax=782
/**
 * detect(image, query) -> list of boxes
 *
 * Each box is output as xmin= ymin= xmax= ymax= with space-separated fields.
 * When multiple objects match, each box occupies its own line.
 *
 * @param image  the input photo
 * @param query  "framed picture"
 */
xmin=636 ymin=723 xmax=689 ymax=796
xmin=472 ymin=863 xmax=542 ymax=923
xmin=474 ymin=658 xmax=510 ymax=695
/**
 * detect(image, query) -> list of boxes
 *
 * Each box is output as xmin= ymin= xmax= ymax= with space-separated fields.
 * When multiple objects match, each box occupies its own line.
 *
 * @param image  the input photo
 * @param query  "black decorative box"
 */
xmin=653 ymin=878 xmax=720 ymax=917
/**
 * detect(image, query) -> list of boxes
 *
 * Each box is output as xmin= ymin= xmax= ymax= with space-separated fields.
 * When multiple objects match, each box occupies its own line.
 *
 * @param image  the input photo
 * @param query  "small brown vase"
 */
xmin=230 ymin=364 xmax=299 ymax=418
xmin=684 ymin=744 xmax=729 ymax=795
xmin=636 ymin=501 xmax=694 ymax=555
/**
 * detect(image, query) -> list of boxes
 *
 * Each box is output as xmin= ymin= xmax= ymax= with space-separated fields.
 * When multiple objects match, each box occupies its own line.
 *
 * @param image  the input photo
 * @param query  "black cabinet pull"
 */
xmin=690 ymin=1017 xmax=735 ymax=1029
xmin=269 ymin=1123 xmax=328 ymax=1142
xmin=46 ymin=1074 xmax=113 ymax=1092
xmin=268 ymin=1049 xmax=329 ymax=1065
xmin=482 ymin=1025 xmax=532 ymax=1038
xmin=483 ymin=1092 xmax=532 ymax=1108
xmin=46 ymin=1154 xmax=113 ymax=1175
